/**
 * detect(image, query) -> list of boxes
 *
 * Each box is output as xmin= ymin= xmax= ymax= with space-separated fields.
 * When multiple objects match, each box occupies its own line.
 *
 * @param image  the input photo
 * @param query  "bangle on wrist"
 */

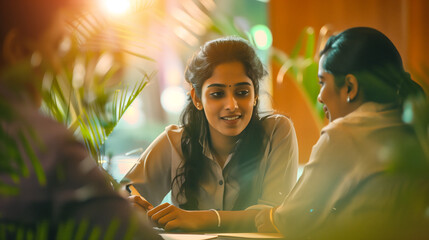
xmin=269 ymin=207 xmax=281 ymax=233
xmin=209 ymin=209 xmax=221 ymax=228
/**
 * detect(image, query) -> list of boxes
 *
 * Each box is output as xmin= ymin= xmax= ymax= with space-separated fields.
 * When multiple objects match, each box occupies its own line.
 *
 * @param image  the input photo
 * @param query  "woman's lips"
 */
xmin=221 ymin=115 xmax=241 ymax=125
xmin=221 ymin=115 xmax=240 ymax=120
xmin=323 ymin=106 xmax=329 ymax=118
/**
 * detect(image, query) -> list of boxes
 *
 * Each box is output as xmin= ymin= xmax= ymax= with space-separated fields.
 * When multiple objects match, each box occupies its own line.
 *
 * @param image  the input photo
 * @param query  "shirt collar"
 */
xmin=322 ymin=102 xmax=401 ymax=132
xmin=200 ymin=135 xmax=241 ymax=168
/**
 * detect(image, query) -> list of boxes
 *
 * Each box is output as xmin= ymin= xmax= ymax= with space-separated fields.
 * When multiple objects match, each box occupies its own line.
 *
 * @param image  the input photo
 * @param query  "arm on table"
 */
xmin=148 ymin=203 xmax=261 ymax=232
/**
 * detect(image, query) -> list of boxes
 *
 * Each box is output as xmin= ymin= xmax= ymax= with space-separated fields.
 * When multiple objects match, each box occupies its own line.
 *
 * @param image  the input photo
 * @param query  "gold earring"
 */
xmin=253 ymin=100 xmax=257 ymax=106
xmin=196 ymin=102 xmax=201 ymax=110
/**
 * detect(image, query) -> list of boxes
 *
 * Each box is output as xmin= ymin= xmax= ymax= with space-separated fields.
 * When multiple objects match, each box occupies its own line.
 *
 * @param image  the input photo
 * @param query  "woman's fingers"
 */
xmin=128 ymin=195 xmax=153 ymax=211
xmin=146 ymin=203 xmax=198 ymax=231
xmin=147 ymin=207 xmax=202 ymax=232
xmin=164 ymin=219 xmax=181 ymax=231
xmin=147 ymin=203 xmax=170 ymax=217
xmin=148 ymin=203 xmax=185 ymax=229
xmin=148 ymin=203 xmax=175 ymax=220
xmin=157 ymin=210 xmax=177 ymax=226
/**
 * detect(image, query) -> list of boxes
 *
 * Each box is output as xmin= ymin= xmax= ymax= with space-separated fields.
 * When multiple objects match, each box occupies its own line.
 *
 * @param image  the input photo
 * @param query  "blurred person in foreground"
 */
xmin=0 ymin=0 xmax=161 ymax=239
xmin=255 ymin=27 xmax=429 ymax=239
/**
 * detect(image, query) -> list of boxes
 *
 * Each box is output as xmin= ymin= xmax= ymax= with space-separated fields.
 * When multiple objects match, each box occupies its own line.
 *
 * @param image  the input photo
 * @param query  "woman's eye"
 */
xmin=318 ymin=81 xmax=324 ymax=86
xmin=236 ymin=90 xmax=249 ymax=96
xmin=210 ymin=92 xmax=224 ymax=98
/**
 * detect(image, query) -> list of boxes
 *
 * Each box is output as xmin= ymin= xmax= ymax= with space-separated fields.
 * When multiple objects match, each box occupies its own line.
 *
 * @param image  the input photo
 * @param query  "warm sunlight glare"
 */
xmin=174 ymin=26 xmax=198 ymax=46
xmin=100 ymin=0 xmax=131 ymax=15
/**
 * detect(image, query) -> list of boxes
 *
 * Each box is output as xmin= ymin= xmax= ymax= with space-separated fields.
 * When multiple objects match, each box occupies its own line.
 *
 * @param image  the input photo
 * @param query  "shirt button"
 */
xmin=219 ymin=180 xmax=224 ymax=185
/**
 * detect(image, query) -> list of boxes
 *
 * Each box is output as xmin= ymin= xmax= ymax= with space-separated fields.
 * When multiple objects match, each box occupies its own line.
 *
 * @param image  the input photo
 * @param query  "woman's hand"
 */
xmin=255 ymin=208 xmax=277 ymax=232
xmin=148 ymin=203 xmax=212 ymax=231
xmin=128 ymin=195 xmax=154 ymax=212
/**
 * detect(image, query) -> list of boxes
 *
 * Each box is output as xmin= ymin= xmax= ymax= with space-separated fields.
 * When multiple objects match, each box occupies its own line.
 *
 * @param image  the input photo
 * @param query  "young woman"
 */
xmin=124 ymin=37 xmax=299 ymax=232
xmin=255 ymin=27 xmax=427 ymax=239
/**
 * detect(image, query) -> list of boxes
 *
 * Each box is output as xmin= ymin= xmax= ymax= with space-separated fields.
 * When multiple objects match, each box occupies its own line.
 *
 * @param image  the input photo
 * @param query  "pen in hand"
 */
xmin=128 ymin=185 xmax=154 ymax=211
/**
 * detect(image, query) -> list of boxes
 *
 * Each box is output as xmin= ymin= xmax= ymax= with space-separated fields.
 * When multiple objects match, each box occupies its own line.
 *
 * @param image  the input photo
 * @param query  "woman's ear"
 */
xmin=190 ymin=87 xmax=203 ymax=110
xmin=253 ymin=96 xmax=258 ymax=106
xmin=345 ymin=74 xmax=359 ymax=102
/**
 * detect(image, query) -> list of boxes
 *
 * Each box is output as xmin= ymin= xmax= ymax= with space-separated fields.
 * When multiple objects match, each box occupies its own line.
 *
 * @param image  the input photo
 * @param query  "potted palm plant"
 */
xmin=40 ymin=3 xmax=158 ymax=164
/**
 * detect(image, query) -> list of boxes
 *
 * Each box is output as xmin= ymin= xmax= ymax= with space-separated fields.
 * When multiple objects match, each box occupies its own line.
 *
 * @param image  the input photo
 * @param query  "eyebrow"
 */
xmin=318 ymin=74 xmax=324 ymax=79
xmin=207 ymin=82 xmax=252 ymax=88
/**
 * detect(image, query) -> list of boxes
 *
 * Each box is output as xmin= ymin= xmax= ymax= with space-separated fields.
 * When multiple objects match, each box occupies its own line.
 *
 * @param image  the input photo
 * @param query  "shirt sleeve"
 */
xmin=122 ymin=127 xmax=177 ymax=206
xmin=247 ymin=116 xmax=299 ymax=210
xmin=273 ymin=126 xmax=357 ymax=238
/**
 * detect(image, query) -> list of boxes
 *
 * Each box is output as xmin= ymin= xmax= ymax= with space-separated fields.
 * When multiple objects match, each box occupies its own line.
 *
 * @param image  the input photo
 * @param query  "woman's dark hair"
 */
xmin=320 ymin=27 xmax=424 ymax=105
xmin=174 ymin=36 xmax=268 ymax=210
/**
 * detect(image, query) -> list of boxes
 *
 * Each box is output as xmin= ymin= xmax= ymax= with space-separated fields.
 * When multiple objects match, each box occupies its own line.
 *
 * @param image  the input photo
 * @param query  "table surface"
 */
xmin=159 ymin=232 xmax=285 ymax=240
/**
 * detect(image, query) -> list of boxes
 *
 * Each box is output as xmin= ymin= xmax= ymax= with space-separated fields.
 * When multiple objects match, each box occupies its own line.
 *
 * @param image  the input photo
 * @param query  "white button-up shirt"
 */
xmin=124 ymin=114 xmax=298 ymax=210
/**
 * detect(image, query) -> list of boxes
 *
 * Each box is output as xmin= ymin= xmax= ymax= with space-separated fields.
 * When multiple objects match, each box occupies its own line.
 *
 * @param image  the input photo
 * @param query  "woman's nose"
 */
xmin=225 ymin=94 xmax=238 ymax=111
xmin=317 ymin=92 xmax=323 ymax=104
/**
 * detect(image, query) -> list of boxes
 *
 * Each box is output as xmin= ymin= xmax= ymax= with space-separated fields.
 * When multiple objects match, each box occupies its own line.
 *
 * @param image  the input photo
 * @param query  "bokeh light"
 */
xmin=402 ymin=100 xmax=414 ymax=123
xmin=122 ymin=100 xmax=143 ymax=126
xmin=72 ymin=59 xmax=85 ymax=89
xmin=250 ymin=24 xmax=273 ymax=50
xmin=161 ymin=86 xmax=187 ymax=114
xmin=94 ymin=53 xmax=114 ymax=76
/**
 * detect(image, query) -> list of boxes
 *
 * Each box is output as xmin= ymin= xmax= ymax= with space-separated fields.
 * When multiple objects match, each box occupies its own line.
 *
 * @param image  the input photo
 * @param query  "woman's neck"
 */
xmin=209 ymin=130 xmax=239 ymax=167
